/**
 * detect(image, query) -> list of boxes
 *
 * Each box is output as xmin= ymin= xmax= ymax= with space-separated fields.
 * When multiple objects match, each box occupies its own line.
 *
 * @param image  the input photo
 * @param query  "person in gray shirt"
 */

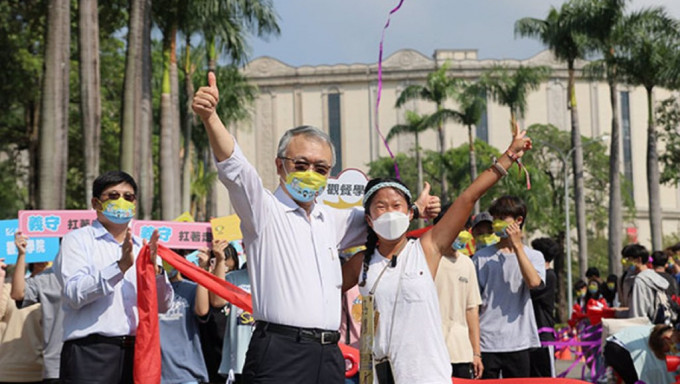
xmin=472 ymin=195 xmax=545 ymax=379
xmin=11 ymin=231 xmax=64 ymax=383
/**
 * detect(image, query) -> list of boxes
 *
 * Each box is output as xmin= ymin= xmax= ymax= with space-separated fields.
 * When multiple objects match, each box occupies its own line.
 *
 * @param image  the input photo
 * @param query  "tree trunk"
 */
xmin=468 ymin=124 xmax=479 ymax=214
xmin=608 ymin=77 xmax=623 ymax=277
xmin=646 ymin=87 xmax=662 ymax=251
xmin=169 ymin=24 xmax=182 ymax=217
xmin=553 ymin=232 xmax=567 ymax=323
xmin=26 ymin=100 xmax=40 ymax=209
xmin=437 ymin=104 xmax=449 ymax=204
xmin=415 ymin=131 xmax=424 ymax=228
xmin=569 ymin=63 xmax=588 ymax=280
xmin=79 ymin=0 xmax=101 ymax=206
xmin=121 ymin=0 xmax=143 ymax=177
xmin=182 ymin=35 xmax=194 ymax=215
xmin=38 ymin=0 xmax=70 ymax=210
xmin=138 ymin=0 xmax=153 ymax=219
xmin=205 ymin=36 xmax=219 ymax=219
xmin=160 ymin=30 xmax=178 ymax=220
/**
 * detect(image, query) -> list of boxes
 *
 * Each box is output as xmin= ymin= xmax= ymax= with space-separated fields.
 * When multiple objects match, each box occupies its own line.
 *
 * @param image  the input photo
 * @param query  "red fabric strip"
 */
xmin=134 ymin=246 xmax=162 ymax=384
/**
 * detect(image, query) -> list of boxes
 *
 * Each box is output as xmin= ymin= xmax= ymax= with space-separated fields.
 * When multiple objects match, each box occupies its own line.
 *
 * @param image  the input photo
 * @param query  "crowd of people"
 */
xmin=1 ymin=71 xmax=680 ymax=384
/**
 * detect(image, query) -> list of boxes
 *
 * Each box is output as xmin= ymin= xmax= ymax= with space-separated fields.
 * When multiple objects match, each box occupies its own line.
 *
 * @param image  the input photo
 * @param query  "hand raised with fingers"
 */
xmin=118 ymin=228 xmax=135 ymax=272
xmin=197 ymin=247 xmax=211 ymax=271
xmin=506 ymin=221 xmax=523 ymax=250
xmin=212 ymin=239 xmax=229 ymax=261
xmin=14 ymin=231 xmax=28 ymax=255
xmin=508 ymin=130 xmax=533 ymax=159
xmin=192 ymin=72 xmax=219 ymax=121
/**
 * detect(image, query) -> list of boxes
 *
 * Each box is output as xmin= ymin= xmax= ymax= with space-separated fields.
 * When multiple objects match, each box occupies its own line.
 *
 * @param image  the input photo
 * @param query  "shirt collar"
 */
xmin=92 ymin=219 xmax=142 ymax=245
xmin=274 ymin=186 xmax=324 ymax=220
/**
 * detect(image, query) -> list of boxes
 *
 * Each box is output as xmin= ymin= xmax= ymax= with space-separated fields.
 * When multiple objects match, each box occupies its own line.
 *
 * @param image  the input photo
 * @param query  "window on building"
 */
xmin=328 ymin=92 xmax=342 ymax=175
xmin=620 ymin=91 xmax=634 ymax=200
xmin=476 ymin=91 xmax=489 ymax=143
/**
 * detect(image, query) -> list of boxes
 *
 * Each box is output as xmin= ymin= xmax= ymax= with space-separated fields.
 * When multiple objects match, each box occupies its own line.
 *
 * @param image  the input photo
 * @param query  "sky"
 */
xmin=247 ymin=0 xmax=680 ymax=67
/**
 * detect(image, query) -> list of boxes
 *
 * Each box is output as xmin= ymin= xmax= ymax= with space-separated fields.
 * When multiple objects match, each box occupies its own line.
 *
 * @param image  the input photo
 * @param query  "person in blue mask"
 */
xmin=54 ymin=171 xmax=174 ymax=384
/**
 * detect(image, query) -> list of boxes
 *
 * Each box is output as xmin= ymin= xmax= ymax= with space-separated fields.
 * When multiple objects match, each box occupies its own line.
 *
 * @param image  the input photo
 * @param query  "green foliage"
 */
xmin=481 ymin=65 xmax=552 ymax=120
xmin=368 ymin=123 xmax=636 ymax=240
xmin=657 ymin=98 xmax=680 ymax=186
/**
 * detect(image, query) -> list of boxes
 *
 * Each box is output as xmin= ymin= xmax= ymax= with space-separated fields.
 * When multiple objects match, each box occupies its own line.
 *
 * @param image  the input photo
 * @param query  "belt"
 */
xmin=75 ymin=333 xmax=136 ymax=348
xmin=257 ymin=321 xmax=340 ymax=345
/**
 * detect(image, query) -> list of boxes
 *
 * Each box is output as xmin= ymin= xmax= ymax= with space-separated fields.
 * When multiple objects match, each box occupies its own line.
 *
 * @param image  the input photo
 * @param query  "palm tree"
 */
xmin=396 ymin=62 xmax=459 ymax=203
xmin=516 ymin=2 xmax=591 ymax=278
xmin=579 ymin=0 xmax=628 ymax=277
xmin=120 ymin=0 xmax=154 ymax=218
xmin=481 ymin=65 xmax=551 ymax=136
xmin=615 ymin=8 xmax=680 ymax=251
xmin=38 ymin=0 xmax=70 ymax=209
xmin=444 ymin=81 xmax=486 ymax=214
xmin=78 ymin=0 xmax=101 ymax=206
xmin=386 ymin=111 xmax=434 ymax=197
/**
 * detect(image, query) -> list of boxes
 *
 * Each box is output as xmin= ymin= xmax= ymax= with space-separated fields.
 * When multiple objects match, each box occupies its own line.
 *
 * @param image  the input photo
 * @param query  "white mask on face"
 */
xmin=371 ymin=211 xmax=410 ymax=241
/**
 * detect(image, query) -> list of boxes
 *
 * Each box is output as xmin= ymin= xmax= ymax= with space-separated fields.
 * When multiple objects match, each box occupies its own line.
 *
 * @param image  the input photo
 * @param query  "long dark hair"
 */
xmin=359 ymin=177 xmax=412 ymax=287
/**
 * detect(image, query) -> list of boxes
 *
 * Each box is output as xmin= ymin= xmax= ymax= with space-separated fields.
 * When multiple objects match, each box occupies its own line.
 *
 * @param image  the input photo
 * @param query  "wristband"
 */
xmin=474 ymin=353 xmax=482 ymax=358
xmin=411 ymin=204 xmax=420 ymax=220
xmin=505 ymin=149 xmax=519 ymax=162
xmin=491 ymin=161 xmax=508 ymax=177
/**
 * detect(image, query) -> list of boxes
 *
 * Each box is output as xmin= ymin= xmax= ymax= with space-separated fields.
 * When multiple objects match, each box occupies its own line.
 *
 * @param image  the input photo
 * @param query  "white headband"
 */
xmin=363 ymin=181 xmax=412 ymax=208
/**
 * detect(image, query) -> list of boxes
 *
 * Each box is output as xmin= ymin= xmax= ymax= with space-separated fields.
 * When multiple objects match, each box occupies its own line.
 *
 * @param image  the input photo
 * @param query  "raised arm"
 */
xmin=10 ymin=232 xmax=28 ymax=301
xmin=422 ymin=132 xmax=532 ymax=276
xmin=192 ymin=72 xmax=234 ymax=162
xmin=507 ymin=223 xmax=542 ymax=289
xmin=209 ymin=239 xmax=230 ymax=308
xmin=194 ymin=248 xmax=211 ymax=317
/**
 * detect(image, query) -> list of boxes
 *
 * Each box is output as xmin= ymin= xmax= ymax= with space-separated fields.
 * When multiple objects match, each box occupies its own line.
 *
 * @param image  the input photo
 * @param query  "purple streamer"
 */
xmin=375 ymin=0 xmax=405 ymax=179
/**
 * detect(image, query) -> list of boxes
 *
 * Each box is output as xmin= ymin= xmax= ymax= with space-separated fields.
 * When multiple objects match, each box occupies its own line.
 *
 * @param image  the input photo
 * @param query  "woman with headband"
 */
xmin=342 ymin=132 xmax=532 ymax=384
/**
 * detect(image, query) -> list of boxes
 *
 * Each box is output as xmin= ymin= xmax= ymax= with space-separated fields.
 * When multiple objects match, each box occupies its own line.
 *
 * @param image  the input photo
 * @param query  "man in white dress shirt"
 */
xmin=54 ymin=171 xmax=174 ymax=384
xmin=192 ymin=73 xmax=438 ymax=383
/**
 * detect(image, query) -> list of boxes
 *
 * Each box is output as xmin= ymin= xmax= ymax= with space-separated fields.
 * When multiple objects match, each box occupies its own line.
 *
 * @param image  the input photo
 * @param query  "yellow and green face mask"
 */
xmin=452 ymin=231 xmax=474 ymax=256
xmin=492 ymin=219 xmax=511 ymax=238
xmin=475 ymin=233 xmax=500 ymax=251
xmin=99 ymin=197 xmax=135 ymax=224
xmin=283 ymin=170 xmax=327 ymax=203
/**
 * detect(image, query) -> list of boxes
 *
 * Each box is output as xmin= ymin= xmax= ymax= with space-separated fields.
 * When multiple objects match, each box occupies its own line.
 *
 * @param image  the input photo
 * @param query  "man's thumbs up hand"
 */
xmin=192 ymin=71 xmax=220 ymax=121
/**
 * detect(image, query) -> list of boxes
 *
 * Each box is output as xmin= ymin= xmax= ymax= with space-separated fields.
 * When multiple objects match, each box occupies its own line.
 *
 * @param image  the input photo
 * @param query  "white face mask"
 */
xmin=370 ymin=211 xmax=410 ymax=241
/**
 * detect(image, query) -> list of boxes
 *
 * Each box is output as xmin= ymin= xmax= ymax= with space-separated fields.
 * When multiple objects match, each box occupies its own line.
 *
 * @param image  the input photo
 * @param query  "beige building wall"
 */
xmin=215 ymin=48 xmax=680 ymax=249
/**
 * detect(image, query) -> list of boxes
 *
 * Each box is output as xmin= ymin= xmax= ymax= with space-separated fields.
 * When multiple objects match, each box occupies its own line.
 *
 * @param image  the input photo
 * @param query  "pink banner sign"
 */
xmin=131 ymin=220 xmax=213 ymax=250
xmin=18 ymin=210 xmax=98 ymax=237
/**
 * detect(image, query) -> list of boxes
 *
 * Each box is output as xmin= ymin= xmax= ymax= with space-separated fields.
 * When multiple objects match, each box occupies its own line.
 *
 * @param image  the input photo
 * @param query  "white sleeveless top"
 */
xmin=358 ymin=239 xmax=451 ymax=384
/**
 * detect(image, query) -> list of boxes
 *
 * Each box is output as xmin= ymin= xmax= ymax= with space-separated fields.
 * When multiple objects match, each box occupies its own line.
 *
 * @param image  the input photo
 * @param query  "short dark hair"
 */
xmin=607 ymin=274 xmax=618 ymax=283
xmin=651 ymin=250 xmax=669 ymax=267
xmin=621 ymin=243 xmax=649 ymax=260
xmin=574 ymin=279 xmax=586 ymax=291
xmin=92 ymin=171 xmax=138 ymax=199
xmin=585 ymin=267 xmax=600 ymax=279
xmin=489 ymin=195 xmax=527 ymax=229
xmin=669 ymin=242 xmax=680 ymax=253
xmin=531 ymin=237 xmax=560 ymax=263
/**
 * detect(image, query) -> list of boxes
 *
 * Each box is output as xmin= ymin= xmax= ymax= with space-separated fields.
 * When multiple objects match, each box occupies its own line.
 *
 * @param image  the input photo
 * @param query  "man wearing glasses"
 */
xmin=54 ymin=171 xmax=174 ymax=384
xmin=192 ymin=73 xmax=439 ymax=383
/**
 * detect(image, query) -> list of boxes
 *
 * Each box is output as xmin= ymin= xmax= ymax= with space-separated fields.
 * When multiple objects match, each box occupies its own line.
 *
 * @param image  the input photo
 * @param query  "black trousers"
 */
xmin=481 ymin=349 xmax=530 ymax=379
xmin=59 ymin=335 xmax=135 ymax=384
xmin=604 ymin=341 xmax=639 ymax=384
xmin=451 ymin=363 xmax=474 ymax=379
xmin=529 ymin=346 xmax=553 ymax=377
xmin=241 ymin=324 xmax=344 ymax=384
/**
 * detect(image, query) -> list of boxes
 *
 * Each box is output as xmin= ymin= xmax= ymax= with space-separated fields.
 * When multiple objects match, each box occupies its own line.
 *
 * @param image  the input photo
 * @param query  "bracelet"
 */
xmin=474 ymin=353 xmax=482 ymax=358
xmin=505 ymin=149 xmax=519 ymax=162
xmin=491 ymin=161 xmax=508 ymax=177
xmin=411 ymin=204 xmax=420 ymax=220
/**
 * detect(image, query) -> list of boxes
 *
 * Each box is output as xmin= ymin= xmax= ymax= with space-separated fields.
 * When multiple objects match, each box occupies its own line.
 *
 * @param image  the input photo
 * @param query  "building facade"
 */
xmin=214 ymin=48 xmax=680 ymax=249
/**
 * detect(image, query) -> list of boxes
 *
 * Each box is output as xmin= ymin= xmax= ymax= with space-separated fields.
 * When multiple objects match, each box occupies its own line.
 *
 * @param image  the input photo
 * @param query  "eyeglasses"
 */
xmin=101 ymin=191 xmax=136 ymax=202
xmin=279 ymin=156 xmax=331 ymax=176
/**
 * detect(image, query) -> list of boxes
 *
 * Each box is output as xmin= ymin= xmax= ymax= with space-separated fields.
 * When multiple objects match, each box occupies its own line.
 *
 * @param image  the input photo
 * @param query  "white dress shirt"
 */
xmin=54 ymin=220 xmax=173 ymax=341
xmin=216 ymin=142 xmax=366 ymax=330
